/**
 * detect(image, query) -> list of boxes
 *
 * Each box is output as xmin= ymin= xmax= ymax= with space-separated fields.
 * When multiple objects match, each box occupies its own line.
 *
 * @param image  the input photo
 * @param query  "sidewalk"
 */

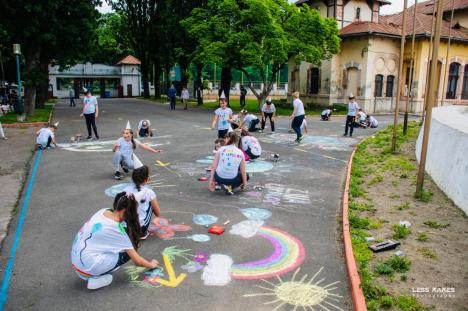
xmin=0 ymin=127 xmax=37 ymax=246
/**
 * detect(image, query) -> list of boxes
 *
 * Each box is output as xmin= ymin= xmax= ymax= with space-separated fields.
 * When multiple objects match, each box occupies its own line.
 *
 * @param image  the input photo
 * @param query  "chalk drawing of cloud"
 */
xmin=201 ymin=254 xmax=233 ymax=286
xmin=193 ymin=214 xmax=218 ymax=226
xmin=229 ymin=220 xmax=264 ymax=238
xmin=58 ymin=138 xmax=168 ymax=153
xmin=240 ymin=208 xmax=272 ymax=221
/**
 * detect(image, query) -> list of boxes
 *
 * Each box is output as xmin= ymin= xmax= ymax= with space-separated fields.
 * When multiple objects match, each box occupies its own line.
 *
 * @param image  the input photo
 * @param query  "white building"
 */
xmin=49 ymin=55 xmax=141 ymax=98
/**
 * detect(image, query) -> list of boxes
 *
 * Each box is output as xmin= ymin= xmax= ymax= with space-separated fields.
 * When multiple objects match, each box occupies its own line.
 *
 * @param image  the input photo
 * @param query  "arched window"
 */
xmin=462 ymin=64 xmax=468 ymax=100
xmin=386 ymin=75 xmax=395 ymax=97
xmin=310 ymin=68 xmax=320 ymax=94
xmin=446 ymin=62 xmax=460 ymax=99
xmin=374 ymin=74 xmax=383 ymax=97
xmin=356 ymin=7 xmax=361 ymax=20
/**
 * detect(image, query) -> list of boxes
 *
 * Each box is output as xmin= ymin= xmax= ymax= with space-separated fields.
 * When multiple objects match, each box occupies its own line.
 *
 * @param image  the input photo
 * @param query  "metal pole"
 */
xmin=416 ymin=0 xmax=444 ymax=197
xmin=403 ymin=0 xmax=418 ymax=135
xmin=440 ymin=0 xmax=455 ymax=106
xmin=391 ymin=0 xmax=408 ymax=152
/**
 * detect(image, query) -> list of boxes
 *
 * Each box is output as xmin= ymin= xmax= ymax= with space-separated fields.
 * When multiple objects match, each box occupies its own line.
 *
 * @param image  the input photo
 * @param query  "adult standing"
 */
xmin=261 ymin=97 xmax=276 ymax=132
xmin=240 ymin=85 xmax=247 ymax=108
xmin=181 ymin=86 xmax=189 ymax=110
xmin=168 ymin=84 xmax=177 ymax=110
xmin=80 ymin=90 xmax=99 ymax=140
xmin=209 ymin=132 xmax=248 ymax=195
xmin=289 ymin=91 xmax=305 ymax=143
xmin=69 ymin=87 xmax=75 ymax=107
xmin=344 ymin=94 xmax=359 ymax=137
xmin=211 ymin=98 xmax=233 ymax=138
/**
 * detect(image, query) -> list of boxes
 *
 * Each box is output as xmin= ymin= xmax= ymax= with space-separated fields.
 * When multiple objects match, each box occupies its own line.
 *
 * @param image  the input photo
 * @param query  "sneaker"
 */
xmin=37 ymin=144 xmax=44 ymax=150
xmin=140 ymin=231 xmax=150 ymax=240
xmin=215 ymin=185 xmax=221 ymax=191
xmin=87 ymin=274 xmax=113 ymax=290
xmin=121 ymin=165 xmax=129 ymax=173
xmin=297 ymin=135 xmax=304 ymax=142
xmin=114 ymin=171 xmax=123 ymax=180
xmin=2 ymin=137 xmax=8 ymax=140
xmin=86 ymin=136 xmax=92 ymax=140
xmin=343 ymin=133 xmax=348 ymax=137
xmin=222 ymin=184 xmax=234 ymax=195
xmin=95 ymin=136 xmax=100 ymax=140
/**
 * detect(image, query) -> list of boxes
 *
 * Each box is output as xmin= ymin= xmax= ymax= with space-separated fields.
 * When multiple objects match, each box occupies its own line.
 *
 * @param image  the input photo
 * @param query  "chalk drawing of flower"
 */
xmin=148 ymin=217 xmax=192 ymax=239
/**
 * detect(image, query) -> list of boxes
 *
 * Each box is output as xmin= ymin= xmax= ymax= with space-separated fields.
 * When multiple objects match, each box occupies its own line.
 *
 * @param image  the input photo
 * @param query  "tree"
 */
xmin=0 ymin=0 xmax=99 ymax=115
xmin=182 ymin=0 xmax=340 ymax=106
xmin=109 ymin=0 xmax=159 ymax=98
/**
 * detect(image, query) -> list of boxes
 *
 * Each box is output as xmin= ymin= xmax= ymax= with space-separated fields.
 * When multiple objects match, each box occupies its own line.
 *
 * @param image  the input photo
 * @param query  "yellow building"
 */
xmin=290 ymin=0 xmax=468 ymax=113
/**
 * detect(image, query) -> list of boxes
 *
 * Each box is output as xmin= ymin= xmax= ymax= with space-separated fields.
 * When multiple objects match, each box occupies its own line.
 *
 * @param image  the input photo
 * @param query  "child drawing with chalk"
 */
xmin=71 ymin=192 xmax=159 ymax=290
xmin=123 ymin=165 xmax=161 ymax=239
xmin=113 ymin=122 xmax=162 ymax=180
xmin=36 ymin=123 xmax=58 ymax=150
xmin=240 ymin=128 xmax=262 ymax=160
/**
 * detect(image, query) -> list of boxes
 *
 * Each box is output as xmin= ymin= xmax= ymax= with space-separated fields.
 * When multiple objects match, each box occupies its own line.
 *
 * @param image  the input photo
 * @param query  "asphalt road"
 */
xmin=0 ymin=98 xmax=399 ymax=311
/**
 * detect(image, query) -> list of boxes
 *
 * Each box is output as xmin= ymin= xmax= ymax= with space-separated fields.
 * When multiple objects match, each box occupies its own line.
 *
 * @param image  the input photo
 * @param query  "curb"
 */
xmin=343 ymin=148 xmax=368 ymax=311
xmin=2 ymin=104 xmax=55 ymax=128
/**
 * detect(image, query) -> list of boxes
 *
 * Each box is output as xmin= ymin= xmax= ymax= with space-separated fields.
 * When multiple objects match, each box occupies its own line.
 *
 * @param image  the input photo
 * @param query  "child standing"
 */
xmin=36 ymin=123 xmax=57 ymax=149
xmin=80 ymin=90 xmax=99 ymax=140
xmin=124 ymin=166 xmax=161 ymax=239
xmin=211 ymin=99 xmax=233 ymax=138
xmin=181 ymin=87 xmax=189 ymax=110
xmin=112 ymin=129 xmax=162 ymax=180
xmin=71 ymin=192 xmax=159 ymax=290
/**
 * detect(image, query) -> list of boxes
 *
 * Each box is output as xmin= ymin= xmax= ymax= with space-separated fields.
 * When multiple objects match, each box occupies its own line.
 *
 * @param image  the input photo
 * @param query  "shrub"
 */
xmin=393 ymin=224 xmax=411 ymax=239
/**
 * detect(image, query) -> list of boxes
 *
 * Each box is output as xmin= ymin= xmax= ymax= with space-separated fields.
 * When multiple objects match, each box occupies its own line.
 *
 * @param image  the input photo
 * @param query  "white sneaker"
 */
xmin=87 ymin=274 xmax=113 ymax=290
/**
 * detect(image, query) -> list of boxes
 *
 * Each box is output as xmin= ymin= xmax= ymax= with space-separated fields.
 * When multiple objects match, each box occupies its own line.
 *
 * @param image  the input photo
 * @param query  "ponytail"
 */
xmin=226 ymin=131 xmax=240 ymax=146
xmin=114 ymin=192 xmax=141 ymax=249
xmin=129 ymin=129 xmax=136 ymax=149
xmin=132 ymin=165 xmax=149 ymax=192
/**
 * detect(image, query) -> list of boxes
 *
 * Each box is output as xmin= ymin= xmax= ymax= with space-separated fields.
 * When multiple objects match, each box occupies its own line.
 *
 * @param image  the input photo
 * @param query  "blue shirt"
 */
xmin=83 ymin=96 xmax=98 ymax=114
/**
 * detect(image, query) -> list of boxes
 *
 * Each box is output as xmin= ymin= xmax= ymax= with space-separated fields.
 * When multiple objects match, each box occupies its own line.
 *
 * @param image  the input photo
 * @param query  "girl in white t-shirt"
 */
xmin=71 ymin=192 xmax=159 ymax=290
xmin=209 ymin=132 xmax=249 ymax=195
xmin=124 ymin=165 xmax=161 ymax=239
xmin=112 ymin=129 xmax=162 ymax=180
xmin=211 ymin=99 xmax=233 ymax=138
xmin=181 ymin=87 xmax=189 ymax=110
xmin=240 ymin=128 xmax=262 ymax=160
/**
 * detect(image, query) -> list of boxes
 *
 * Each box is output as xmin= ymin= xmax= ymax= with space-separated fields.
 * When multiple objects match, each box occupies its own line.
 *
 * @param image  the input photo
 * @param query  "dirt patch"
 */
xmin=349 ymin=122 xmax=468 ymax=310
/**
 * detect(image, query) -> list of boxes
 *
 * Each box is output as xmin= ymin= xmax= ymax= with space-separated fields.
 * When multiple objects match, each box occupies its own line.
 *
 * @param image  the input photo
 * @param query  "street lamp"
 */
xmin=13 ymin=43 xmax=25 ymax=121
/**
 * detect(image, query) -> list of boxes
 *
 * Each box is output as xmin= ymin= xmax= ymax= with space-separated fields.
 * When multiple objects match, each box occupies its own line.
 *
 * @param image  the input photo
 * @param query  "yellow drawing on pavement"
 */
xmin=155 ymin=255 xmax=187 ymax=288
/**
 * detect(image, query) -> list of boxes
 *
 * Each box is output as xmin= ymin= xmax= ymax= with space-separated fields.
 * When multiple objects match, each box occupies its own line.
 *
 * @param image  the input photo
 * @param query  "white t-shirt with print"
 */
xmin=321 ymin=109 xmax=331 ymax=116
xmin=215 ymin=108 xmax=233 ymax=130
xmin=358 ymin=111 xmax=367 ymax=121
xmin=83 ymin=96 xmax=98 ymax=114
xmin=36 ymin=128 xmax=54 ymax=146
xmin=293 ymin=98 xmax=305 ymax=116
xmin=241 ymin=136 xmax=262 ymax=156
xmin=124 ymin=184 xmax=156 ymax=228
xmin=71 ymin=209 xmax=134 ymax=276
xmin=116 ymin=137 xmax=140 ymax=158
xmin=181 ymin=89 xmax=189 ymax=100
xmin=261 ymin=103 xmax=276 ymax=113
xmin=216 ymin=145 xmax=245 ymax=179
xmin=369 ymin=116 xmax=379 ymax=127
xmin=243 ymin=114 xmax=258 ymax=127
xmin=347 ymin=101 xmax=360 ymax=116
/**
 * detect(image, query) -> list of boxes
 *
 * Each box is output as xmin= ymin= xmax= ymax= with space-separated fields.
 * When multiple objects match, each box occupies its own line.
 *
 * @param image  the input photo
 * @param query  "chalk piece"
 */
xmin=198 ymin=176 xmax=208 ymax=182
xmin=223 ymin=220 xmax=231 ymax=225
xmin=208 ymin=225 xmax=225 ymax=235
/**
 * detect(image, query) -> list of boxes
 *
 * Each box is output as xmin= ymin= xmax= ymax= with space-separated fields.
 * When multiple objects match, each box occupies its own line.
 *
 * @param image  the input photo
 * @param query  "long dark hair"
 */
xmin=125 ymin=129 xmax=137 ymax=150
xmin=113 ymin=192 xmax=141 ymax=249
xmin=132 ymin=165 xmax=149 ymax=192
xmin=226 ymin=131 xmax=240 ymax=146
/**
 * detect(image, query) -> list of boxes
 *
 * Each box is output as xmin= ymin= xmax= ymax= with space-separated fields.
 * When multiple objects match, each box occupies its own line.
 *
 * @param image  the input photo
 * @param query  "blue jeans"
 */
xmin=113 ymin=151 xmax=135 ymax=171
xmin=291 ymin=115 xmax=305 ymax=140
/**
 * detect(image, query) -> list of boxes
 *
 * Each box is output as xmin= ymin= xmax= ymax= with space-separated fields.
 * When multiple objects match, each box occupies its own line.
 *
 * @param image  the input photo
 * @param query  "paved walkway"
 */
xmin=0 ymin=99 xmax=396 ymax=310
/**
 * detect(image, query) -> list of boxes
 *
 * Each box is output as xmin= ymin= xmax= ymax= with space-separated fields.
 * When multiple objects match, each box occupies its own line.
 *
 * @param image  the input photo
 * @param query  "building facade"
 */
xmin=290 ymin=0 xmax=468 ymax=113
xmin=49 ymin=55 xmax=141 ymax=98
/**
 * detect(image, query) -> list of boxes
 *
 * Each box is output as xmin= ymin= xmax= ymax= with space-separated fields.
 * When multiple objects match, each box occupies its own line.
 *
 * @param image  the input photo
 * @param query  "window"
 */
xmin=386 ymin=75 xmax=395 ymax=97
xmin=56 ymin=78 xmax=74 ymax=91
xmin=374 ymin=74 xmax=383 ymax=97
xmin=462 ymin=65 xmax=468 ymax=100
xmin=446 ymin=62 xmax=460 ymax=99
xmin=356 ymin=7 xmax=361 ymax=20
xmin=310 ymin=68 xmax=320 ymax=94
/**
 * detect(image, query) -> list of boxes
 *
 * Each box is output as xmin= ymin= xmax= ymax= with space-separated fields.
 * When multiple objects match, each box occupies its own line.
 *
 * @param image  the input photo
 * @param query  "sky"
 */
xmin=97 ymin=0 xmax=419 ymax=16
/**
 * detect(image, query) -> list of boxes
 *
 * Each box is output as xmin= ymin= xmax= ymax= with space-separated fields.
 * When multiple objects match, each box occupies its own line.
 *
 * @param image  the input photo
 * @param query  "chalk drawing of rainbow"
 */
xmin=231 ymin=226 xmax=305 ymax=280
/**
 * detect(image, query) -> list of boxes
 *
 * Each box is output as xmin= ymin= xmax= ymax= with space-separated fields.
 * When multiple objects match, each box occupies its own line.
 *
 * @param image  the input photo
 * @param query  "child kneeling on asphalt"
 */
xmin=36 ymin=123 xmax=58 ymax=150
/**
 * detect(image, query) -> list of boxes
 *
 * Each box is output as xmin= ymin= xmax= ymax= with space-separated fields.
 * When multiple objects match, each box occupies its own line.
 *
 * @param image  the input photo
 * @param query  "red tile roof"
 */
xmin=117 ymin=55 xmax=141 ymax=65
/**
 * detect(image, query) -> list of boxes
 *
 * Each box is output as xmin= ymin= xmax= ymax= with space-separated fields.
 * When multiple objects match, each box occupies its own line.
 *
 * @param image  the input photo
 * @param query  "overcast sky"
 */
xmin=97 ymin=0 xmax=418 ymax=16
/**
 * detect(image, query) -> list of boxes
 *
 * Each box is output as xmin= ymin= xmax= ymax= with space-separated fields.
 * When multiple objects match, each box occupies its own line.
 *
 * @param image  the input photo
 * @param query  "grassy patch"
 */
xmin=368 ymin=175 xmax=383 ymax=186
xmin=395 ymin=202 xmax=411 ymax=211
xmin=386 ymin=256 xmax=411 ymax=273
xmin=349 ymin=201 xmax=376 ymax=212
xmin=0 ymin=104 xmax=54 ymax=124
xmin=423 ymin=221 xmax=450 ymax=229
xmin=415 ymin=189 xmax=433 ymax=202
xmin=392 ymin=224 xmax=411 ymax=239
xmin=417 ymin=248 xmax=437 ymax=259
xmin=375 ymin=263 xmax=394 ymax=276
xmin=416 ymin=233 xmax=428 ymax=242
xmin=395 ymin=295 xmax=426 ymax=311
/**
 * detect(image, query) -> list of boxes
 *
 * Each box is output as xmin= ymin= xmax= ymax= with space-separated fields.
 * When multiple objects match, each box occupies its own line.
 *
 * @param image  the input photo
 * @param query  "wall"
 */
xmin=343 ymin=0 xmax=372 ymax=27
xmin=415 ymin=106 xmax=468 ymax=215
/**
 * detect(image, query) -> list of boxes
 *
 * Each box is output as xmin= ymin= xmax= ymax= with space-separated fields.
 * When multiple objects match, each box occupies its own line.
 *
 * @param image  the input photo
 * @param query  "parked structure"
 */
xmin=290 ymin=0 xmax=468 ymax=113
xmin=49 ymin=55 xmax=141 ymax=98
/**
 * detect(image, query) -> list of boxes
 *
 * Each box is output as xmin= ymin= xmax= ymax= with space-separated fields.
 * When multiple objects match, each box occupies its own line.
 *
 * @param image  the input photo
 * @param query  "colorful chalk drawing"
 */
xmin=240 ymin=208 xmax=272 ymax=220
xmin=231 ymin=226 xmax=305 ymax=280
xmin=104 ymin=183 xmax=133 ymax=197
xmin=192 ymin=214 xmax=218 ymax=226
xmin=188 ymin=234 xmax=211 ymax=242
xmin=243 ymin=267 xmax=343 ymax=310
xmin=58 ymin=137 xmax=169 ymax=153
xmin=181 ymin=261 xmax=204 ymax=273
xmin=229 ymin=220 xmax=264 ymax=238
xmin=202 ymin=254 xmax=233 ymax=286
xmin=242 ymin=183 xmax=311 ymax=207
xmin=148 ymin=217 xmax=191 ymax=239
xmin=258 ymin=133 xmax=357 ymax=151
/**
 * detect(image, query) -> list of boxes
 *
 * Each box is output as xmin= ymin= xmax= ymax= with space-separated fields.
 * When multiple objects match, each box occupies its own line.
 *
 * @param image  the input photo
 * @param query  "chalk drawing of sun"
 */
xmin=243 ymin=267 xmax=343 ymax=311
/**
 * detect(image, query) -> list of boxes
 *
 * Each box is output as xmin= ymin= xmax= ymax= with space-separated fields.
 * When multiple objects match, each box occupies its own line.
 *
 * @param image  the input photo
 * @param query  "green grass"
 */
xmin=395 ymin=295 xmax=426 ymax=311
xmin=375 ymin=263 xmax=394 ymax=275
xmin=395 ymin=202 xmax=411 ymax=211
xmin=416 ymin=233 xmax=428 ymax=242
xmin=0 ymin=103 xmax=54 ymax=124
xmin=417 ymin=248 xmax=437 ymax=259
xmin=393 ymin=224 xmax=411 ymax=239
xmin=139 ymin=96 xmax=348 ymax=116
xmin=386 ymin=256 xmax=411 ymax=273
xmin=423 ymin=220 xmax=450 ymax=229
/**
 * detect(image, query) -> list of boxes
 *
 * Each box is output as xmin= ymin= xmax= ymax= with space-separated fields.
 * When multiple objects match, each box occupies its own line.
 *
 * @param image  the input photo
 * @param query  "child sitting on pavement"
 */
xmin=136 ymin=120 xmax=153 ymax=138
xmin=36 ymin=123 xmax=58 ymax=149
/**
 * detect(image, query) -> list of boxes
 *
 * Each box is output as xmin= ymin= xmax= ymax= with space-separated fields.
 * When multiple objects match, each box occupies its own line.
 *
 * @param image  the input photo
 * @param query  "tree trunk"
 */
xmin=153 ymin=59 xmax=162 ymax=98
xmin=164 ymin=64 xmax=171 ymax=93
xmin=196 ymin=63 xmax=203 ymax=106
xmin=180 ymin=59 xmax=189 ymax=88
xmin=24 ymin=48 xmax=41 ymax=116
xmin=35 ymin=60 xmax=49 ymax=109
xmin=141 ymin=59 xmax=150 ymax=98
xmin=220 ymin=65 xmax=231 ymax=104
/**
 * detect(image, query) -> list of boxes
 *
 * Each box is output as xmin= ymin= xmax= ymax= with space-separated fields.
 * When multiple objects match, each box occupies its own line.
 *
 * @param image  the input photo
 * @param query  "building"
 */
xmin=290 ymin=0 xmax=468 ymax=113
xmin=49 ymin=55 xmax=141 ymax=98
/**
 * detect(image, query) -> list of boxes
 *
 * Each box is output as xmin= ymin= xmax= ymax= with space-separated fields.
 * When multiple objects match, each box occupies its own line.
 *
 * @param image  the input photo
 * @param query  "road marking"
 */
xmin=155 ymin=255 xmax=186 ymax=288
xmin=294 ymin=148 xmax=347 ymax=163
xmin=0 ymin=150 xmax=42 ymax=309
